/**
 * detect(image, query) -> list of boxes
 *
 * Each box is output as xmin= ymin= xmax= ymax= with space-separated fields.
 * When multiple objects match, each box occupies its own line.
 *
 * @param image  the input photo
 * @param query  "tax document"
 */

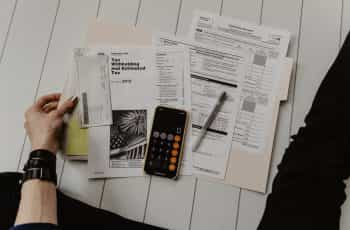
xmin=74 ymin=49 xmax=113 ymax=128
xmin=189 ymin=11 xmax=290 ymax=153
xmin=88 ymin=47 xmax=192 ymax=178
xmin=154 ymin=34 xmax=248 ymax=179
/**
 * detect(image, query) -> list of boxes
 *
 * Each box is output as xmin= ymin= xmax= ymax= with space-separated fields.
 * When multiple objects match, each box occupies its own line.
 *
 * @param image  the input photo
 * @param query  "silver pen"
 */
xmin=192 ymin=91 xmax=227 ymax=152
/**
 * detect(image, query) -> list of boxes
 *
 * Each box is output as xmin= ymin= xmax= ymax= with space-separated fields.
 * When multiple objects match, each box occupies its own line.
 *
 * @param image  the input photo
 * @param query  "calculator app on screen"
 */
xmin=144 ymin=106 xmax=187 ymax=179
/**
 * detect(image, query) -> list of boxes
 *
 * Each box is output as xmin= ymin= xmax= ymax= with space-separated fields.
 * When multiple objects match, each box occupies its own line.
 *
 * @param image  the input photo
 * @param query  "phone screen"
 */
xmin=144 ymin=106 xmax=187 ymax=179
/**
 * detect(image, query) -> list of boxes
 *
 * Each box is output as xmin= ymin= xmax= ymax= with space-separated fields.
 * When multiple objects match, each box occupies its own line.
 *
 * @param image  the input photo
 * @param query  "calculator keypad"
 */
xmin=146 ymin=130 xmax=183 ymax=176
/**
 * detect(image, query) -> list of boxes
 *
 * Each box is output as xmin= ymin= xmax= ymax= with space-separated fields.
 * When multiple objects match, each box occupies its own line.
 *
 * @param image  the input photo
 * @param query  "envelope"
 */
xmin=86 ymin=20 xmax=152 ymax=47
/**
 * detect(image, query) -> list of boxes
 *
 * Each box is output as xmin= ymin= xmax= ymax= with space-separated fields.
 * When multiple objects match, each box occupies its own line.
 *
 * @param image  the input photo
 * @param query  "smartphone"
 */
xmin=144 ymin=106 xmax=188 ymax=179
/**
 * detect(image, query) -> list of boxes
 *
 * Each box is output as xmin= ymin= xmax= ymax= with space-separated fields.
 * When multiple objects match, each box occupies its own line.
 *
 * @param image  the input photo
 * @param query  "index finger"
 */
xmin=35 ymin=93 xmax=61 ymax=109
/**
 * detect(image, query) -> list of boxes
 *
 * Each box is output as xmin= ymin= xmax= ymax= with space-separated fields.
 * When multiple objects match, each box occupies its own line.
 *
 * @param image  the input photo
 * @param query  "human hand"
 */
xmin=24 ymin=93 xmax=77 ymax=154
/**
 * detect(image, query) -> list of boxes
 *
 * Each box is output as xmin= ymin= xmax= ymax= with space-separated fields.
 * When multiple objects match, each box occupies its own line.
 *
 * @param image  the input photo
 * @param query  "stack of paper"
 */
xmin=186 ymin=11 xmax=293 ymax=192
xmin=62 ymin=11 xmax=293 ymax=193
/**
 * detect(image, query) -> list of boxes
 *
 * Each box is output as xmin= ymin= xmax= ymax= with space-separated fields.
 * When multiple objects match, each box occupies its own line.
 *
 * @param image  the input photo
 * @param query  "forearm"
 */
xmin=13 ymin=93 xmax=76 ymax=228
xmin=15 ymin=180 xmax=57 ymax=226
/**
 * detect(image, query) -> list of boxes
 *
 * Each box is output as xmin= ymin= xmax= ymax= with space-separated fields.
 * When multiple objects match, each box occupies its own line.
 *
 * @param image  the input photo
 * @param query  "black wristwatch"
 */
xmin=22 ymin=149 xmax=57 ymax=185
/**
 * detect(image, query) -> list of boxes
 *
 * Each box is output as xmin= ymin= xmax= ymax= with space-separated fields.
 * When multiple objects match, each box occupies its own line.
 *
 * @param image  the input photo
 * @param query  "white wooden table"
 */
xmin=1 ymin=0 xmax=350 ymax=229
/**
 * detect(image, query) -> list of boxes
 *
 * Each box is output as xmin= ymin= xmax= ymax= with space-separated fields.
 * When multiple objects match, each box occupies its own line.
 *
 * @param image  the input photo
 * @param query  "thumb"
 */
xmin=56 ymin=96 xmax=78 ymax=117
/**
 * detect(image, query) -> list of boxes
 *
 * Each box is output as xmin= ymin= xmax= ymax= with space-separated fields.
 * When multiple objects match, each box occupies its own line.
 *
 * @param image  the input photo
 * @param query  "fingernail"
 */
xmin=71 ymin=96 xmax=78 ymax=104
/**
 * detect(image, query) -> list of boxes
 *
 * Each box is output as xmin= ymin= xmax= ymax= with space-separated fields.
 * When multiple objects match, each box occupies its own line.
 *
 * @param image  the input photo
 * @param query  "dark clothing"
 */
xmin=10 ymin=224 xmax=57 ymax=230
xmin=258 ymin=33 xmax=350 ymax=229
xmin=5 ymin=33 xmax=350 ymax=230
xmin=0 ymin=172 xmax=163 ymax=230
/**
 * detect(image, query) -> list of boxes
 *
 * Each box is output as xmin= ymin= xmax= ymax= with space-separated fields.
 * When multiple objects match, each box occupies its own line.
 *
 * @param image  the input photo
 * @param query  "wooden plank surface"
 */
xmin=145 ymin=176 xmax=196 ymax=229
xmin=0 ymin=0 xmax=16 ymax=58
xmin=236 ymin=0 xmax=303 ymax=229
xmin=97 ymin=0 xmax=152 ymax=222
xmin=190 ymin=180 xmax=239 ymax=230
xmin=101 ymin=176 xmax=151 ymax=222
xmin=98 ymin=0 xmax=140 ymax=24
xmin=221 ymin=0 xmax=262 ymax=23
xmin=137 ymin=0 xmax=181 ymax=33
xmin=0 ymin=0 xmax=59 ymax=171
xmin=342 ymin=0 xmax=350 ymax=43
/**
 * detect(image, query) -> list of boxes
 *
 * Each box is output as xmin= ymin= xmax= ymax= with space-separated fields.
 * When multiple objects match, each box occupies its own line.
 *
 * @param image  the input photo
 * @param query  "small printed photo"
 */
xmin=110 ymin=110 xmax=147 ymax=160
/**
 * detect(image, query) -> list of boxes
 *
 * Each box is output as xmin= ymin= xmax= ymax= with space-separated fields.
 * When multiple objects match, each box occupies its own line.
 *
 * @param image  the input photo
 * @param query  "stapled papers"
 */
xmin=188 ymin=10 xmax=292 ymax=192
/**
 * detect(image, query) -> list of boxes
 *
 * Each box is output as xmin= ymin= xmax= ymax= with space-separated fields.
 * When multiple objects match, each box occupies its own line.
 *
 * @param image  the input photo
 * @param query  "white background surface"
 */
xmin=1 ymin=0 xmax=349 ymax=229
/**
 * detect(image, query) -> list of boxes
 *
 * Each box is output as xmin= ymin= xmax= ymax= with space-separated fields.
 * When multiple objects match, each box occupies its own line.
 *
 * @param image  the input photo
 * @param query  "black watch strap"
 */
xmin=29 ymin=149 xmax=56 ymax=161
xmin=22 ymin=167 xmax=57 ymax=185
xmin=22 ymin=149 xmax=57 ymax=185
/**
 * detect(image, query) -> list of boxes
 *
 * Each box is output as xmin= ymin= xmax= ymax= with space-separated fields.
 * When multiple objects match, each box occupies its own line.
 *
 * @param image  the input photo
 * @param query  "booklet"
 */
xmin=87 ymin=46 xmax=192 ymax=178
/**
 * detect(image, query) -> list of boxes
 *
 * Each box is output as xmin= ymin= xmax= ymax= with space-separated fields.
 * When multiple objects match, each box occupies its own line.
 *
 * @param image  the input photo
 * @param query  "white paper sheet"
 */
xmin=88 ymin=46 xmax=192 ymax=178
xmin=154 ymin=48 xmax=193 ymax=175
xmin=154 ymin=34 xmax=248 ymax=179
xmin=188 ymin=10 xmax=290 ymax=154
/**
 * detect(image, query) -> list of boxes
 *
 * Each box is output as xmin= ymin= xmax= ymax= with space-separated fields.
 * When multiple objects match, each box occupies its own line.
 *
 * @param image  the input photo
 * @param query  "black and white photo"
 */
xmin=110 ymin=110 xmax=147 ymax=164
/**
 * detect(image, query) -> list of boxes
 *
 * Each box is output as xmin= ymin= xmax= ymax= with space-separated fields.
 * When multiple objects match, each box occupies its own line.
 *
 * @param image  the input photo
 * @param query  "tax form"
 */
xmin=74 ymin=50 xmax=113 ymax=128
xmin=189 ymin=10 xmax=290 ymax=153
xmin=154 ymin=34 xmax=248 ymax=179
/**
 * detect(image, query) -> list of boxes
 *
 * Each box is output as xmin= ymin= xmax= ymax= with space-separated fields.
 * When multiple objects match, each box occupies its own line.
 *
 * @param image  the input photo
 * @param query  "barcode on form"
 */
xmin=82 ymin=92 xmax=89 ymax=125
